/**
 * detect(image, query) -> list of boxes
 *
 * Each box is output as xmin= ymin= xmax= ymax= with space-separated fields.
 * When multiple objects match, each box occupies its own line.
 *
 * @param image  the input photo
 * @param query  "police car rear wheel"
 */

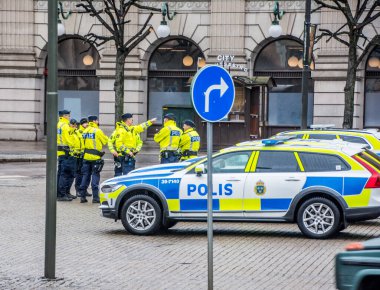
xmin=297 ymin=197 xmax=340 ymax=239
xmin=121 ymin=195 xmax=162 ymax=235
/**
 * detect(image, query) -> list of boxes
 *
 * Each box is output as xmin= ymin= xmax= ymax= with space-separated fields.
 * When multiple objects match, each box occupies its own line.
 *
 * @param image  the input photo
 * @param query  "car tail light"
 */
xmin=353 ymin=156 xmax=380 ymax=188
xmin=345 ymin=242 xmax=364 ymax=251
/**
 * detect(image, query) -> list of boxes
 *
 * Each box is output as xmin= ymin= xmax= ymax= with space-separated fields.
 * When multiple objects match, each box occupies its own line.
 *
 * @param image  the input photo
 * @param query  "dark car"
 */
xmin=336 ymin=237 xmax=380 ymax=289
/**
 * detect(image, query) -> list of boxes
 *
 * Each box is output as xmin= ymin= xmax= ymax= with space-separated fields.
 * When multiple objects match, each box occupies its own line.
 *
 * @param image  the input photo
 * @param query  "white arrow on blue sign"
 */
xmin=191 ymin=65 xmax=235 ymax=122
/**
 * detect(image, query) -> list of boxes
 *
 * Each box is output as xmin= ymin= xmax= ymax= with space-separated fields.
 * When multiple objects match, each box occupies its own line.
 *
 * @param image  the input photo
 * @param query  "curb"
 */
xmin=0 ymin=154 xmax=46 ymax=163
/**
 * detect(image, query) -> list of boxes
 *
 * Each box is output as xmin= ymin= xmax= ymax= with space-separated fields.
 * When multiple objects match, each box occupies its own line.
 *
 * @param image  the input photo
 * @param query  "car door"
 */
xmin=244 ymin=150 xmax=306 ymax=218
xmin=179 ymin=150 xmax=253 ymax=217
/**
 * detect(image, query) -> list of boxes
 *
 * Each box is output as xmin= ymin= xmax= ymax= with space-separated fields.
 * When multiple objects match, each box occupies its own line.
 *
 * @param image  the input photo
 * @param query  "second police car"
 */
xmin=99 ymin=139 xmax=380 ymax=239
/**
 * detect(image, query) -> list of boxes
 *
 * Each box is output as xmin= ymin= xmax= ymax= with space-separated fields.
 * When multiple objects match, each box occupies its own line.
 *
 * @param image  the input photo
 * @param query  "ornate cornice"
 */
xmin=246 ymin=1 xmax=316 ymax=12
xmin=34 ymin=1 xmax=210 ymax=12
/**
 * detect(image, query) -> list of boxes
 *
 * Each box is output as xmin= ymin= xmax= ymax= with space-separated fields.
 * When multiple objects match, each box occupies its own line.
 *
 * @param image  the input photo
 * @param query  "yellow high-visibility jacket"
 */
xmin=107 ymin=122 xmax=123 ymax=155
xmin=154 ymin=120 xmax=183 ymax=152
xmin=70 ymin=128 xmax=84 ymax=155
xmin=114 ymin=120 xmax=152 ymax=155
xmin=82 ymin=122 xmax=108 ymax=161
xmin=57 ymin=117 xmax=74 ymax=157
xmin=179 ymin=128 xmax=200 ymax=160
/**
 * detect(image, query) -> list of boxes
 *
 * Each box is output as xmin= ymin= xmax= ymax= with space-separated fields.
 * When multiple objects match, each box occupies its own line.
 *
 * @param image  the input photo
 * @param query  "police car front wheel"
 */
xmin=297 ymin=197 xmax=340 ymax=239
xmin=121 ymin=195 xmax=162 ymax=235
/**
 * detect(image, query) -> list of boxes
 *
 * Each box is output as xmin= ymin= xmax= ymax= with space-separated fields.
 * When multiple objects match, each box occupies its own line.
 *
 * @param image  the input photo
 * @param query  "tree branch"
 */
xmin=76 ymin=1 xmax=116 ymax=36
xmin=316 ymin=28 xmax=350 ymax=47
xmin=123 ymin=12 xmax=153 ymax=49
xmin=313 ymin=0 xmax=341 ymax=11
xmin=127 ymin=26 xmax=153 ymax=54
xmin=357 ymin=11 xmax=380 ymax=30
xmin=355 ymin=0 xmax=369 ymax=20
xmin=85 ymin=32 xmax=114 ymax=47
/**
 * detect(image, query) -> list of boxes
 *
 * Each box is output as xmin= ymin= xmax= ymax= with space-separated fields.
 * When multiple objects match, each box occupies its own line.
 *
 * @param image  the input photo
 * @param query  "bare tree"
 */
xmin=77 ymin=0 xmax=161 ymax=122
xmin=313 ymin=0 xmax=380 ymax=128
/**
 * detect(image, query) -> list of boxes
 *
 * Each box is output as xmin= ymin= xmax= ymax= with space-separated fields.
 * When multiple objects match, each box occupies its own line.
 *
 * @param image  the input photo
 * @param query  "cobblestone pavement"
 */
xmin=1 ymin=162 xmax=380 ymax=290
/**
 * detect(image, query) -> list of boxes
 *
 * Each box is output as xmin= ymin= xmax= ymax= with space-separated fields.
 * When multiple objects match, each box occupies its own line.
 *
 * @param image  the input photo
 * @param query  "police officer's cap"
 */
xmin=183 ymin=120 xmax=196 ymax=128
xmin=70 ymin=118 xmax=78 ymax=125
xmin=121 ymin=113 xmax=133 ymax=120
xmin=88 ymin=115 xmax=98 ymax=122
xmin=59 ymin=110 xmax=70 ymax=116
xmin=80 ymin=118 xmax=88 ymax=125
xmin=163 ymin=113 xmax=176 ymax=121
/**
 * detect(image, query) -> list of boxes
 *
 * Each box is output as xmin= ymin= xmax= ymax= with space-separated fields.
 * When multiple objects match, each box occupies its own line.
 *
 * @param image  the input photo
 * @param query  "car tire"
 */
xmin=297 ymin=197 xmax=340 ymax=239
xmin=121 ymin=195 xmax=162 ymax=235
xmin=162 ymin=220 xmax=178 ymax=230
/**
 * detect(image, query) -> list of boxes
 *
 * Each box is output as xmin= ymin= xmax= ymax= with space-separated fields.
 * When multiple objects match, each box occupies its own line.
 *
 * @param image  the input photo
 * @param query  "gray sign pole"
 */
xmin=207 ymin=122 xmax=213 ymax=290
xmin=45 ymin=0 xmax=58 ymax=279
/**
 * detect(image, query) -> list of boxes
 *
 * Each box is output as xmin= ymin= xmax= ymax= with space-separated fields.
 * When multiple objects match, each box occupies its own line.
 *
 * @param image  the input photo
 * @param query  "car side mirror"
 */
xmin=195 ymin=164 xmax=205 ymax=177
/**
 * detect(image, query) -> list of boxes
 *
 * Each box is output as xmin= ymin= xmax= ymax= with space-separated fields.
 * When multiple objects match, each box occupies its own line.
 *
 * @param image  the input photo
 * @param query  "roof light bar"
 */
xmin=310 ymin=124 xmax=335 ymax=130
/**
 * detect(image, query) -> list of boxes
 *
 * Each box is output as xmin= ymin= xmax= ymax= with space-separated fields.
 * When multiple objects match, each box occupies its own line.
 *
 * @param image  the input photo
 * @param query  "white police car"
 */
xmin=99 ymin=140 xmax=380 ymax=239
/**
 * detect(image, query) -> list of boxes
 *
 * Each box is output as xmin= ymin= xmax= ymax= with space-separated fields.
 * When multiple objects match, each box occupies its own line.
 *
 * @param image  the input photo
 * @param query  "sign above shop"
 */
xmin=216 ymin=54 xmax=248 ymax=73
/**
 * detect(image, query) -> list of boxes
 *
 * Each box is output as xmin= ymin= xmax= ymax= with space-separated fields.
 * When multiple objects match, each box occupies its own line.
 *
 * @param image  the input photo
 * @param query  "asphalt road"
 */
xmin=1 ymin=162 xmax=380 ymax=290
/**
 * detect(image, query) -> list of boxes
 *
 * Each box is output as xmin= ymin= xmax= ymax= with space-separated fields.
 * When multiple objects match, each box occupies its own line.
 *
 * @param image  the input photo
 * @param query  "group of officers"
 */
xmin=57 ymin=110 xmax=200 ymax=203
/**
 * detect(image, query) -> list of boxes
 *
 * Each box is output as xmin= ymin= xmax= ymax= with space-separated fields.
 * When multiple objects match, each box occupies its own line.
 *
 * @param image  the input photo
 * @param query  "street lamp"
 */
xmin=268 ymin=0 xmax=285 ymax=38
xmin=157 ymin=2 xmax=176 ymax=38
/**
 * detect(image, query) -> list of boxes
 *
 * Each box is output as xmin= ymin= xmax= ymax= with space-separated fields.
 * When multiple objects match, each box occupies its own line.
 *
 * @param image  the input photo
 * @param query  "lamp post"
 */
xmin=268 ymin=0 xmax=285 ymax=38
xmin=301 ymin=0 xmax=311 ymax=129
xmin=157 ymin=2 xmax=176 ymax=38
xmin=45 ymin=0 xmax=70 ymax=279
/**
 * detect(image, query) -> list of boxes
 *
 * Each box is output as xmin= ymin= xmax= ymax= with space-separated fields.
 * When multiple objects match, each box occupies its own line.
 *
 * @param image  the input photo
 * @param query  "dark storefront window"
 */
xmin=365 ymin=46 xmax=380 ymax=128
xmin=148 ymin=38 xmax=205 ymax=125
xmin=56 ymin=38 xmax=100 ymax=121
xmin=254 ymin=38 xmax=314 ymax=128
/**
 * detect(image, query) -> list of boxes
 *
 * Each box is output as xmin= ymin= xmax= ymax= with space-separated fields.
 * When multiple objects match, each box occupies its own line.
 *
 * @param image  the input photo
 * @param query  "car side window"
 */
xmin=191 ymin=151 xmax=251 ymax=174
xmin=298 ymin=152 xmax=350 ymax=172
xmin=339 ymin=135 xmax=369 ymax=146
xmin=308 ymin=134 xmax=337 ymax=140
xmin=256 ymin=151 xmax=300 ymax=172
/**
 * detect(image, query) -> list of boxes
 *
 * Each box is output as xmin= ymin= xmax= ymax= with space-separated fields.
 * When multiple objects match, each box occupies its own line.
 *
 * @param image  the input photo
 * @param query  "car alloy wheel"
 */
xmin=121 ymin=194 xmax=162 ymax=235
xmin=302 ymin=203 xmax=334 ymax=234
xmin=297 ymin=197 xmax=340 ymax=239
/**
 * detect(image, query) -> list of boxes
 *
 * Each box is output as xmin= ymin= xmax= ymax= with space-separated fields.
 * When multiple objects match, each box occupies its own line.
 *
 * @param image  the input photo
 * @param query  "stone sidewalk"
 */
xmin=0 ymin=140 xmax=46 ymax=162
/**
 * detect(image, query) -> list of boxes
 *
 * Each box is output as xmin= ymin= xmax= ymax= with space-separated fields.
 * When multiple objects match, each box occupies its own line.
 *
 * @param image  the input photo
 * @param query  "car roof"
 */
xmin=233 ymin=138 xmax=367 ymax=156
xmin=279 ymin=129 xmax=380 ymax=139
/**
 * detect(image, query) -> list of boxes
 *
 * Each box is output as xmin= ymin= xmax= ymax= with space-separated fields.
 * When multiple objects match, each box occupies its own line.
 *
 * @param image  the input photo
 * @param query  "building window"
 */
xmin=254 ymin=38 xmax=314 ymax=127
xmin=365 ymin=46 xmax=380 ymax=128
xmin=148 ymin=38 xmax=205 ymax=125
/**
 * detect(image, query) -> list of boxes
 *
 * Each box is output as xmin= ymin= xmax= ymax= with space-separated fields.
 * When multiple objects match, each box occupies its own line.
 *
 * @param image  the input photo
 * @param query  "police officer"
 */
xmin=76 ymin=118 xmax=92 ymax=197
xmin=109 ymin=113 xmax=156 ymax=176
xmin=154 ymin=113 xmax=182 ymax=164
xmin=57 ymin=110 xmax=75 ymax=201
xmin=179 ymin=120 xmax=200 ymax=161
xmin=79 ymin=115 xmax=108 ymax=203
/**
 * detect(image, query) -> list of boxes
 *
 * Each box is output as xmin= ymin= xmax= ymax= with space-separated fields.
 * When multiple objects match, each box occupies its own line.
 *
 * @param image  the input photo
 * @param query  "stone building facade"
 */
xmin=0 ymin=0 xmax=379 ymax=142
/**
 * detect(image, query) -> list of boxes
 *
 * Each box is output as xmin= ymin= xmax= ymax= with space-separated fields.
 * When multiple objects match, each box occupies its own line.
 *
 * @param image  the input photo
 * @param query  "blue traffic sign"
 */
xmin=191 ymin=65 xmax=235 ymax=122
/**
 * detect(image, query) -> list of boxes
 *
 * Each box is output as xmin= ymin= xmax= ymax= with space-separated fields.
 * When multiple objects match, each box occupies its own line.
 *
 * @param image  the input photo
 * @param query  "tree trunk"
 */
xmin=342 ymin=36 xmax=358 ymax=129
xmin=114 ymin=50 xmax=126 ymax=123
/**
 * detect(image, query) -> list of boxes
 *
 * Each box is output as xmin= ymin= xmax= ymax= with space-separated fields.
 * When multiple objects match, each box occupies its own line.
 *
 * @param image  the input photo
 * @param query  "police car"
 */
xmin=276 ymin=125 xmax=380 ymax=155
xmin=99 ymin=139 xmax=380 ymax=239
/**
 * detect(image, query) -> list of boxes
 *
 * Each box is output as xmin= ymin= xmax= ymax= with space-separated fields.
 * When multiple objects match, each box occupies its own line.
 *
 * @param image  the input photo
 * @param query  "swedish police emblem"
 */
xmin=254 ymin=180 xmax=266 ymax=195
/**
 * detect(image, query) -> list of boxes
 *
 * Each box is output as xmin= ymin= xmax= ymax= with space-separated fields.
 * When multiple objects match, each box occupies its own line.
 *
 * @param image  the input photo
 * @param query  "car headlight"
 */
xmin=101 ymin=184 xmax=123 ymax=193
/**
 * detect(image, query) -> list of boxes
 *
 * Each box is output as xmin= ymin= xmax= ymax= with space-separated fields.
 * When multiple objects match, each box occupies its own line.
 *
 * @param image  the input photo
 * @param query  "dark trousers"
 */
xmin=58 ymin=156 xmax=76 ymax=197
xmin=114 ymin=156 xmax=136 ymax=177
xmin=161 ymin=152 xmax=180 ymax=164
xmin=74 ymin=158 xmax=83 ymax=192
xmin=79 ymin=160 xmax=100 ymax=199
xmin=57 ymin=155 xmax=66 ymax=197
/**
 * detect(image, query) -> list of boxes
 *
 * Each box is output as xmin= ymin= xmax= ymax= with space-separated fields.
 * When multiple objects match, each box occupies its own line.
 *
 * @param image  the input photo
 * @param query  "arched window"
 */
xmin=148 ymin=38 xmax=205 ymax=130
xmin=365 ymin=46 xmax=380 ymax=128
xmin=55 ymin=37 xmax=100 ymax=121
xmin=254 ymin=38 xmax=314 ymax=133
